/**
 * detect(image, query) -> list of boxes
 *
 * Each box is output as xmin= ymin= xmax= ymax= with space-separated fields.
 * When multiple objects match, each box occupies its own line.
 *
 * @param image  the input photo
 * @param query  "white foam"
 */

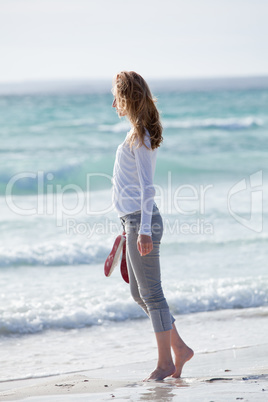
xmin=0 ymin=241 xmax=108 ymax=267
xmin=98 ymin=121 xmax=131 ymax=133
xmin=162 ymin=116 xmax=263 ymax=130
xmin=0 ymin=273 xmax=267 ymax=336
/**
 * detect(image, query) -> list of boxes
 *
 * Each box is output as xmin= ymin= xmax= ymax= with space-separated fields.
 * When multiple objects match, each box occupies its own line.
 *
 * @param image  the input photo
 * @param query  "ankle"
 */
xmin=157 ymin=360 xmax=175 ymax=370
xmin=172 ymin=342 xmax=188 ymax=351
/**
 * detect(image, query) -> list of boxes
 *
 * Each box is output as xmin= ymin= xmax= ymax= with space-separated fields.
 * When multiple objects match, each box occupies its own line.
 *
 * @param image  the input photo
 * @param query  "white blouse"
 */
xmin=112 ymin=129 xmax=157 ymax=236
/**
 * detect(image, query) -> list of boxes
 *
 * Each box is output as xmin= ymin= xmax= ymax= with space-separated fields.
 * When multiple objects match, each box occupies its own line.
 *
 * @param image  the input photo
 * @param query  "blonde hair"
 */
xmin=112 ymin=71 xmax=163 ymax=150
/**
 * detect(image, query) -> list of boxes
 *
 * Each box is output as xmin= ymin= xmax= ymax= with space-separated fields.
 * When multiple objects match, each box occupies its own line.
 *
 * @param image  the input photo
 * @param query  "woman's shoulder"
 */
xmin=144 ymin=128 xmax=150 ymax=139
xmin=127 ymin=127 xmax=155 ymax=152
xmin=144 ymin=128 xmax=153 ymax=149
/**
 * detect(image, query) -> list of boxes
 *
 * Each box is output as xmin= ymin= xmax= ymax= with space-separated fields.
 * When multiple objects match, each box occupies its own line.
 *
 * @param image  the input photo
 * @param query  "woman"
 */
xmin=111 ymin=71 xmax=193 ymax=381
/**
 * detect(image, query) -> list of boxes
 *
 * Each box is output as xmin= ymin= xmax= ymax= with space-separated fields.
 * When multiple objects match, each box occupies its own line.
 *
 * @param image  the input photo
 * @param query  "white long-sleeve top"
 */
xmin=112 ymin=128 xmax=157 ymax=236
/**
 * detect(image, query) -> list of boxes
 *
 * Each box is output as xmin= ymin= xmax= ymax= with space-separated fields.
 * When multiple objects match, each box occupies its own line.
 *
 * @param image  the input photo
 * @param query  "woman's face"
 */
xmin=112 ymin=86 xmax=127 ymax=117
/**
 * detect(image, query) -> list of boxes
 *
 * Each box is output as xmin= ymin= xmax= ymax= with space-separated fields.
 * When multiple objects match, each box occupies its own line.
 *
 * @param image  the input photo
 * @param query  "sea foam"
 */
xmin=0 ymin=242 xmax=108 ymax=267
xmin=0 ymin=276 xmax=267 ymax=336
xmin=162 ymin=116 xmax=263 ymax=130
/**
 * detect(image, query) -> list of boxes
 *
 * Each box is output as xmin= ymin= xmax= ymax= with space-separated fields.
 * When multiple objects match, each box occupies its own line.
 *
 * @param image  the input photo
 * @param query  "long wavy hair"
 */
xmin=112 ymin=71 xmax=163 ymax=150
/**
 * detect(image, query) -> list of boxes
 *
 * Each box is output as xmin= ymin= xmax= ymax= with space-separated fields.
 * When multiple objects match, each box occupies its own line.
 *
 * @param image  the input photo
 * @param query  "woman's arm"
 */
xmin=133 ymin=139 xmax=156 ymax=256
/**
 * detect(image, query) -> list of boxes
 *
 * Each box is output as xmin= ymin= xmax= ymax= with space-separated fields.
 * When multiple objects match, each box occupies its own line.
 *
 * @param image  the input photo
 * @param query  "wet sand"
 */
xmin=0 ymin=343 xmax=267 ymax=401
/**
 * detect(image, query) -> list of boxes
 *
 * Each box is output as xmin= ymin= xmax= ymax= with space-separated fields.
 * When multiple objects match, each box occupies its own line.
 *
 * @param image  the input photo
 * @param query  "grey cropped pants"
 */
xmin=120 ymin=204 xmax=175 ymax=333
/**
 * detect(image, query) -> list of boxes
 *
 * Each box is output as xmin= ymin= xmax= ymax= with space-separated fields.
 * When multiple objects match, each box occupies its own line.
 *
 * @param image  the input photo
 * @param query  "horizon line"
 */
xmin=1 ymin=75 xmax=268 ymax=95
xmin=0 ymin=74 xmax=268 ymax=85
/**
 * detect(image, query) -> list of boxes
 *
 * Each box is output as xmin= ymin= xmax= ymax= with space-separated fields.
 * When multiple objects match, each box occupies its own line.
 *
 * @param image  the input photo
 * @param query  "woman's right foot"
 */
xmin=143 ymin=361 xmax=175 ymax=381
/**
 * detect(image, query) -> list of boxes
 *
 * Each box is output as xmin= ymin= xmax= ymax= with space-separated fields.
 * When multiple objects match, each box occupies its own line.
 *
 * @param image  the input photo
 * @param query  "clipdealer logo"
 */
xmin=227 ymin=170 xmax=263 ymax=233
xmin=4 ymin=170 xmax=264 ymax=235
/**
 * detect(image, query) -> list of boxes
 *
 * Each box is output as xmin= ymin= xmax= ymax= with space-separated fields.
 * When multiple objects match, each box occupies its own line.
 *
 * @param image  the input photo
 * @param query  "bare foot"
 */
xmin=143 ymin=362 xmax=175 ymax=381
xmin=172 ymin=346 xmax=194 ymax=378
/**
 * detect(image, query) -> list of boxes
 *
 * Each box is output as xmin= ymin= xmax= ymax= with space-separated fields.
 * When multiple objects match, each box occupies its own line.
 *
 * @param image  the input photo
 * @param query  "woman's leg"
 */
xmin=145 ymin=323 xmax=194 ymax=380
xmin=125 ymin=212 xmax=176 ymax=380
xmin=124 ymin=211 xmax=193 ymax=380
xmin=127 ymin=238 xmax=178 ymax=380
xmin=126 ymin=236 xmax=172 ymax=333
xmin=144 ymin=329 xmax=175 ymax=381
xmin=170 ymin=323 xmax=194 ymax=378
xmin=127 ymin=244 xmax=176 ymax=326
xmin=126 ymin=246 xmax=150 ymax=316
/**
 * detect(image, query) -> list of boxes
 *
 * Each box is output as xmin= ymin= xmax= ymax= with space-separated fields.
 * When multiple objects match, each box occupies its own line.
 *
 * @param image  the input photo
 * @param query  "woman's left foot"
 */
xmin=172 ymin=346 xmax=194 ymax=378
xmin=143 ymin=362 xmax=175 ymax=381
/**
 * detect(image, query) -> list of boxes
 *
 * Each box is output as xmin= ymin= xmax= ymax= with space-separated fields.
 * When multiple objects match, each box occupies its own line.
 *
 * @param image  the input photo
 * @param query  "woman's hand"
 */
xmin=137 ymin=234 xmax=153 ymax=256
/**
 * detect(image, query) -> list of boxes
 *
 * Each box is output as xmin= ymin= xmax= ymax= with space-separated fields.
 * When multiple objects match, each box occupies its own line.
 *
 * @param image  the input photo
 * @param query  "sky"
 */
xmin=0 ymin=0 xmax=268 ymax=83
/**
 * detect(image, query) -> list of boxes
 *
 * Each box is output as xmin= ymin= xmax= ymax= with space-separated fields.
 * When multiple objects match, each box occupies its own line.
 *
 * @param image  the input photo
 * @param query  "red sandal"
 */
xmin=104 ymin=235 xmax=126 ymax=277
xmin=120 ymin=238 xmax=129 ymax=283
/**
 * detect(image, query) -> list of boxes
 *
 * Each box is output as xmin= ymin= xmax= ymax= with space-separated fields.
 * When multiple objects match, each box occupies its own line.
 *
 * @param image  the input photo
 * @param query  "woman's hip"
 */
xmin=120 ymin=205 xmax=163 ymax=242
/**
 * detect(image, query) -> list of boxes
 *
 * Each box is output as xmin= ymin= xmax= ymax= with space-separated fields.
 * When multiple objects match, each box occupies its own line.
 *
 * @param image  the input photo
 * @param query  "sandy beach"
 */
xmin=1 ymin=319 xmax=267 ymax=401
xmin=0 ymin=347 xmax=267 ymax=401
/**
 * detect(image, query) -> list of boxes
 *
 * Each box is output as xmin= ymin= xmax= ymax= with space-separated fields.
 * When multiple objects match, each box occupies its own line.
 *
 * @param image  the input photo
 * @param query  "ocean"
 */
xmin=0 ymin=77 xmax=267 ymax=382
